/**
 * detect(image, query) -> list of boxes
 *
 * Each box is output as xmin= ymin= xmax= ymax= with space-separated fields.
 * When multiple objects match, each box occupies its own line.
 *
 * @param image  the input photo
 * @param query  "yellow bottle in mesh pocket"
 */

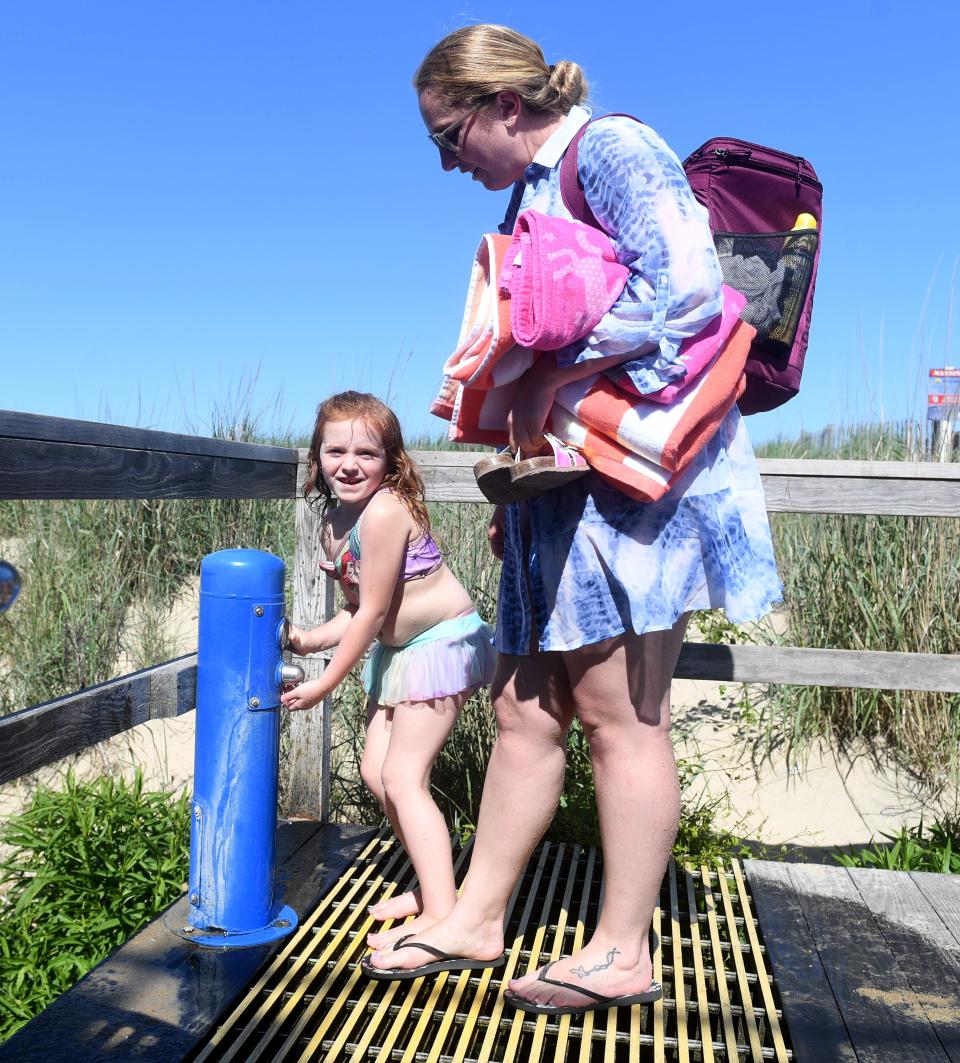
xmin=768 ymin=213 xmax=819 ymax=349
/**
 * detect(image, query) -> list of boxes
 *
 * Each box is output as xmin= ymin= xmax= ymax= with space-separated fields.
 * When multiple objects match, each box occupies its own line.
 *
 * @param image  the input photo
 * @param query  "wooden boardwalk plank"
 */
xmin=0 ymin=438 xmax=296 ymax=500
xmin=787 ymin=862 xmax=949 ymax=1062
xmin=912 ymin=872 xmax=960 ymax=948
xmin=699 ymin=865 xmax=739 ymax=1062
xmin=684 ymin=867 xmax=716 ymax=1063
xmin=744 ymin=860 xmax=857 ymax=1063
xmin=849 ymin=868 xmax=960 ymax=1062
xmin=730 ymin=861 xmax=788 ymax=1063
xmin=410 ymin=450 xmax=960 ymax=515
xmin=715 ymin=865 xmax=763 ymax=1061
xmin=674 ymin=643 xmax=960 ymax=693
xmin=666 ymin=861 xmax=690 ymax=1063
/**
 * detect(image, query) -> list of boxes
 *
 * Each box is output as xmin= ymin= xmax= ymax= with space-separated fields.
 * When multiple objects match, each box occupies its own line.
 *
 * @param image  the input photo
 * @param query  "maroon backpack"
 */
xmin=559 ymin=118 xmax=823 ymax=415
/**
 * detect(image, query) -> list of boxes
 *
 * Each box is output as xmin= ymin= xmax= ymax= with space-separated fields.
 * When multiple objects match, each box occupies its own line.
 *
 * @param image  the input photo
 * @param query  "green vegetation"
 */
xmin=0 ymin=496 xmax=295 ymax=715
xmin=0 ymin=772 xmax=190 ymax=1042
xmin=757 ymin=421 xmax=960 ymax=794
xmin=834 ymin=817 xmax=960 ymax=873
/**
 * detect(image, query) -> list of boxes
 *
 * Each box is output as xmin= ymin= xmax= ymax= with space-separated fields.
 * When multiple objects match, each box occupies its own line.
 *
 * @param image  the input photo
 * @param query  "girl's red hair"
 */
xmin=303 ymin=391 xmax=430 ymax=532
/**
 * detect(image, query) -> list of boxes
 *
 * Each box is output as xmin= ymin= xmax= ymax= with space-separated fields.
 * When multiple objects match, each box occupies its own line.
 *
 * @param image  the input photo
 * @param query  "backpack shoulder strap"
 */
xmin=558 ymin=112 xmax=644 ymax=229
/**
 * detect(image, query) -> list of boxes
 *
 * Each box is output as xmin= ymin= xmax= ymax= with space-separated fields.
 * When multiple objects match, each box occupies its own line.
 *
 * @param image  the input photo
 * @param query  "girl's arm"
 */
xmin=288 ymin=606 xmax=356 ymax=655
xmin=281 ymin=494 xmax=408 ymax=711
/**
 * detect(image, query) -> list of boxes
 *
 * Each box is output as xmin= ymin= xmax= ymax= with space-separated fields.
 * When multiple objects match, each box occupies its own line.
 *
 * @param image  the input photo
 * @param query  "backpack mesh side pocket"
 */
xmin=715 ymin=230 xmax=819 ymax=354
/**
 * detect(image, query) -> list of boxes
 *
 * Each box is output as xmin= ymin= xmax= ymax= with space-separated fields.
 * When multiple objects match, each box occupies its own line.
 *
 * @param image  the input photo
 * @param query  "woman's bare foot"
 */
xmin=506 ymin=939 xmax=654 ymax=1010
xmin=367 ymin=888 xmax=422 ymax=923
xmin=367 ymin=912 xmax=439 ymax=951
xmin=365 ymin=912 xmax=504 ymax=973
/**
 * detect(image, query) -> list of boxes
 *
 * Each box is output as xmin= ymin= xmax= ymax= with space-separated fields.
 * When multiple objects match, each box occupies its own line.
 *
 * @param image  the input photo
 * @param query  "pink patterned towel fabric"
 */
xmin=498 ymin=209 xmax=629 ymax=351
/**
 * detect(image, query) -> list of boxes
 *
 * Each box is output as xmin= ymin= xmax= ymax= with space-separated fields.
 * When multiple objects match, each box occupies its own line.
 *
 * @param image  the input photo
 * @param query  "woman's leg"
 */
xmin=367 ymin=650 xmax=577 ymax=970
xmin=365 ymin=691 xmax=467 ymax=950
xmin=507 ymin=614 xmax=690 ymax=1009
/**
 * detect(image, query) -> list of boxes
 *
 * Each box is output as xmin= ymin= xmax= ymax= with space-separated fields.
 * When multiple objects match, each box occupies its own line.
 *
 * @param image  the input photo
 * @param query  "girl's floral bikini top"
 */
xmin=318 ymin=501 xmax=442 ymax=603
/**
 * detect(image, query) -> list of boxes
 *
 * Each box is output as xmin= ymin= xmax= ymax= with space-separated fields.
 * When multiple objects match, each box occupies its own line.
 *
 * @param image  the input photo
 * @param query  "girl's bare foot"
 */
xmin=367 ymin=888 xmax=422 ymax=922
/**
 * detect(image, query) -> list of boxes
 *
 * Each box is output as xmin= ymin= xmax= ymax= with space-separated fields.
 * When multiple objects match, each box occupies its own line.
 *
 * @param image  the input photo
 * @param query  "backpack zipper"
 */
xmin=709 ymin=148 xmax=822 ymax=195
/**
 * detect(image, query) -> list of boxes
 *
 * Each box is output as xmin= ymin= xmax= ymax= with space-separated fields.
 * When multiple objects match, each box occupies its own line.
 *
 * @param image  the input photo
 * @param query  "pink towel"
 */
xmin=554 ymin=318 xmax=754 ymax=475
xmin=608 ymin=285 xmax=747 ymax=405
xmin=498 ymin=209 xmax=629 ymax=351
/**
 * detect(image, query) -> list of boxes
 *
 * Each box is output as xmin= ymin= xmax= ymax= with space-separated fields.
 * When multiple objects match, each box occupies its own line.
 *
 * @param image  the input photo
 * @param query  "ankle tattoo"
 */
xmin=572 ymin=947 xmax=621 ymax=979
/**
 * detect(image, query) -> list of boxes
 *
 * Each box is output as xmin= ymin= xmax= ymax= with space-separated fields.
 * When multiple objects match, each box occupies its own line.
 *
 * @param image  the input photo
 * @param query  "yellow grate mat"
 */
xmin=190 ymin=831 xmax=792 ymax=1062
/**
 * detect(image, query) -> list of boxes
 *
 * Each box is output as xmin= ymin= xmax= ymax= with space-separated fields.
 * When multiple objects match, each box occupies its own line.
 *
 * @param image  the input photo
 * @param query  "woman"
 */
xmin=366 ymin=24 xmax=781 ymax=1016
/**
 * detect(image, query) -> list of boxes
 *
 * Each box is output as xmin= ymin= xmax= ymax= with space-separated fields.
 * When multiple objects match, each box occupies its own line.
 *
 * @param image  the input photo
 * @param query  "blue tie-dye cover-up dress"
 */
xmin=493 ymin=106 xmax=782 ymax=655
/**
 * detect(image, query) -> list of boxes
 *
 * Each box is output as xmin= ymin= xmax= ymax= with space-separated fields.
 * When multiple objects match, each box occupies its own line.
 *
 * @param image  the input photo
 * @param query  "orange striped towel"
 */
xmin=551 ymin=320 xmax=755 ymax=501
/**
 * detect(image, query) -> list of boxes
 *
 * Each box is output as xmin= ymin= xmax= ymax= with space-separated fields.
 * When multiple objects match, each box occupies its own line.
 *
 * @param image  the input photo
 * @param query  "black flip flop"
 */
xmin=361 ymin=934 xmax=507 ymax=982
xmin=503 ymin=960 xmax=662 ymax=1016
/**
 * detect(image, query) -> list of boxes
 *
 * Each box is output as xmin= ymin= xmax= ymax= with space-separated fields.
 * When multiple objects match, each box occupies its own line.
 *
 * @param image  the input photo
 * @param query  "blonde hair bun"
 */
xmin=415 ymin=24 xmax=589 ymax=116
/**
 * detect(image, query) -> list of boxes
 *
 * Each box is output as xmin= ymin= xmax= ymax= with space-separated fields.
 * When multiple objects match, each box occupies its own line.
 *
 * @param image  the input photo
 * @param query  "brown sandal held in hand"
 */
xmin=473 ymin=450 xmax=519 ymax=504
xmin=474 ymin=435 xmax=589 ymax=504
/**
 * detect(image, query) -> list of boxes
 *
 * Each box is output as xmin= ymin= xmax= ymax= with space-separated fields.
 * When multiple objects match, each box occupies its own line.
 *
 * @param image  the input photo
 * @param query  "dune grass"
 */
xmin=757 ymin=420 xmax=960 ymax=795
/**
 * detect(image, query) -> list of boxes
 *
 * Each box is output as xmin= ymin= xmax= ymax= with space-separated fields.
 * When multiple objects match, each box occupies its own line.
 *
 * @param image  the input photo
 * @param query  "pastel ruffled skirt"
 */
xmin=363 ymin=611 xmax=496 ymax=707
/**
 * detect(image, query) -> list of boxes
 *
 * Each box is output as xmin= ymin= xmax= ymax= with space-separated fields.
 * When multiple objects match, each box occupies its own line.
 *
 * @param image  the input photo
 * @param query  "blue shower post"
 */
xmin=179 ymin=548 xmax=300 ymax=947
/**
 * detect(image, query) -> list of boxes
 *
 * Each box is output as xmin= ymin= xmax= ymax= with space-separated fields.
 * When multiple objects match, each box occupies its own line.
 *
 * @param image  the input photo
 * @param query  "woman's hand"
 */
xmin=281 ymin=676 xmax=331 ymax=712
xmin=488 ymin=504 xmax=505 ymax=559
xmin=507 ymin=350 xmax=633 ymax=453
xmin=506 ymin=357 xmax=559 ymax=454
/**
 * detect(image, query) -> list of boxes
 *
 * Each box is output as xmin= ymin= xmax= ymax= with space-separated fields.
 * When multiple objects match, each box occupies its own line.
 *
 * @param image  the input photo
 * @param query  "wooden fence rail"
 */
xmin=3 ymin=411 xmax=960 ymax=813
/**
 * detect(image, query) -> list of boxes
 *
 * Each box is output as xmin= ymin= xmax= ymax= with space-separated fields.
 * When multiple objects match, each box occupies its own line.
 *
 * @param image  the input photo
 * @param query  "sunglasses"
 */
xmin=427 ymin=102 xmax=487 ymax=155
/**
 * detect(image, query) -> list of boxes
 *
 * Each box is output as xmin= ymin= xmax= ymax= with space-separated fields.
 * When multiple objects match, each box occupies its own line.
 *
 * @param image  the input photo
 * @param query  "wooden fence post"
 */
xmin=283 ymin=451 xmax=332 ymax=820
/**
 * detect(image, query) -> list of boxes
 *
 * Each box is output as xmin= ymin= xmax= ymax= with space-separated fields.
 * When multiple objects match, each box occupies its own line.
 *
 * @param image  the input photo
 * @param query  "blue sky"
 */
xmin=2 ymin=1 xmax=958 ymax=447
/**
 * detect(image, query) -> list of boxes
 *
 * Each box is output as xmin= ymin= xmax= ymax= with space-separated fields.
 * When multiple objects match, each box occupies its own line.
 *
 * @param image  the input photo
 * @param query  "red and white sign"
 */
xmin=928 ymin=394 xmax=960 ymax=405
xmin=930 ymin=367 xmax=960 ymax=378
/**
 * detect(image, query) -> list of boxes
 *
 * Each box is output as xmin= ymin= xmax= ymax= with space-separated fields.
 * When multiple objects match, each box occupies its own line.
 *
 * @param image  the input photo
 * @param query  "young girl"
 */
xmin=281 ymin=391 xmax=496 ymax=952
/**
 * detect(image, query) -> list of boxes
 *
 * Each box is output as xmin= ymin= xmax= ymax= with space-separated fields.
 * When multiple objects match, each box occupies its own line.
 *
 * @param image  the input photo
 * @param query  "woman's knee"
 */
xmin=579 ymin=693 xmax=672 ymax=764
xmin=492 ymin=670 xmax=573 ymax=746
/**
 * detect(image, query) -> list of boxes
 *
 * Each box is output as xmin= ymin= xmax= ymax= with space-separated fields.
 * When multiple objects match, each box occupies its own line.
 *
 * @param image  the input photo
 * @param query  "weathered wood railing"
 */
xmin=3 ymin=410 xmax=960 ymax=818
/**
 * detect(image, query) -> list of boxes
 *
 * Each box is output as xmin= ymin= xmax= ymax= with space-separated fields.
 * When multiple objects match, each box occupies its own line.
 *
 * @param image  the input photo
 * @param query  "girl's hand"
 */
xmin=488 ymin=505 xmax=505 ymax=559
xmin=287 ymin=624 xmax=315 ymax=655
xmin=281 ymin=677 xmax=330 ymax=712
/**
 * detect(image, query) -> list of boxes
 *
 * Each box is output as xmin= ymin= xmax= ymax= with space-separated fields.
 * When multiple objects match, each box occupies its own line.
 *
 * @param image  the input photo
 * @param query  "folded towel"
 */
xmin=550 ymin=368 xmax=747 ymax=503
xmin=498 ymin=209 xmax=629 ymax=351
xmin=609 ymin=285 xmax=747 ymax=404
xmin=555 ymin=317 xmax=755 ymax=473
xmin=432 ymin=222 xmax=753 ymax=502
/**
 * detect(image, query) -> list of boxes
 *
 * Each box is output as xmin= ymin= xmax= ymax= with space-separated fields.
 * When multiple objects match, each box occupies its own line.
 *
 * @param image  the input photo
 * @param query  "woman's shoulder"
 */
xmin=578 ymin=115 xmax=678 ymax=173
